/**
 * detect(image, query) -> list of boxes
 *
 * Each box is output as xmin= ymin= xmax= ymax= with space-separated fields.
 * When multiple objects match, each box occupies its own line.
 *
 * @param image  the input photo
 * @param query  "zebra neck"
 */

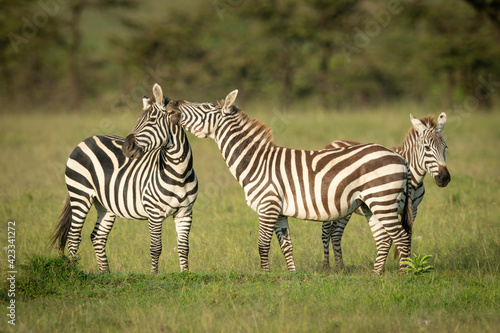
xmin=160 ymin=127 xmax=192 ymax=173
xmin=214 ymin=112 xmax=274 ymax=185
xmin=393 ymin=141 xmax=426 ymax=188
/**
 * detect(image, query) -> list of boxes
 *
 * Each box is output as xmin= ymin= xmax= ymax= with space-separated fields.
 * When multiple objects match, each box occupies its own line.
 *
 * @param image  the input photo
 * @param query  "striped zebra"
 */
xmin=321 ymin=113 xmax=450 ymax=272
xmin=166 ymin=90 xmax=414 ymax=273
xmin=51 ymin=84 xmax=198 ymax=274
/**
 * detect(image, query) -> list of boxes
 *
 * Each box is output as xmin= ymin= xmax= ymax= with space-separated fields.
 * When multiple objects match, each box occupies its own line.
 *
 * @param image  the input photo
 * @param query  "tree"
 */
xmin=303 ymin=0 xmax=362 ymax=108
xmin=60 ymin=0 xmax=138 ymax=110
xmin=464 ymin=0 xmax=500 ymax=33
xmin=0 ymin=0 xmax=137 ymax=110
xmin=410 ymin=0 xmax=500 ymax=108
xmin=238 ymin=0 xmax=313 ymax=107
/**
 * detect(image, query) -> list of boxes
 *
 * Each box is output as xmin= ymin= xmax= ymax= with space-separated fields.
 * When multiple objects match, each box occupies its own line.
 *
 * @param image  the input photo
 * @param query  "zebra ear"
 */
xmin=153 ymin=84 xmax=164 ymax=108
xmin=142 ymin=96 xmax=151 ymax=110
xmin=435 ymin=112 xmax=447 ymax=132
xmin=222 ymin=89 xmax=238 ymax=115
xmin=410 ymin=114 xmax=427 ymax=135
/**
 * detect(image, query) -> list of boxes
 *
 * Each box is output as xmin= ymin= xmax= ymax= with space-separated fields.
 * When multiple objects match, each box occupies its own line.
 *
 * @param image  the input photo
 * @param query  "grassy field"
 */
xmin=1 ymin=103 xmax=499 ymax=332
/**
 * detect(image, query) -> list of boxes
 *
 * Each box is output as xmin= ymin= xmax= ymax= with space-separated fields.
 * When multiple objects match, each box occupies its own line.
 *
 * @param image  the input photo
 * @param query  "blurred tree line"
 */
xmin=1 ymin=0 xmax=499 ymax=112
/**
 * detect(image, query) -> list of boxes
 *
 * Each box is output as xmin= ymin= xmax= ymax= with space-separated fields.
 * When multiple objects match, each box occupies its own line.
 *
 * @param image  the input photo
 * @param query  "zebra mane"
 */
xmin=419 ymin=115 xmax=437 ymax=128
xmin=216 ymin=98 xmax=273 ymax=146
xmin=406 ymin=115 xmax=437 ymax=137
xmin=231 ymin=110 xmax=275 ymax=150
xmin=394 ymin=115 xmax=437 ymax=152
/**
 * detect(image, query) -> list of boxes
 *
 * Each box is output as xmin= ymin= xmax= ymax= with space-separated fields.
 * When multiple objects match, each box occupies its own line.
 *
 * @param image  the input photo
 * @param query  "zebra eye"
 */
xmin=203 ymin=105 xmax=211 ymax=110
xmin=424 ymin=145 xmax=431 ymax=151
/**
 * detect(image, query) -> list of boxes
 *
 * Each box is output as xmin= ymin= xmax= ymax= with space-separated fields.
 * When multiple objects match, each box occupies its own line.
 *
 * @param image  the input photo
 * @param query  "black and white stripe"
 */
xmin=52 ymin=84 xmax=198 ymax=274
xmin=167 ymin=90 xmax=414 ymax=273
xmin=322 ymin=113 xmax=450 ymax=272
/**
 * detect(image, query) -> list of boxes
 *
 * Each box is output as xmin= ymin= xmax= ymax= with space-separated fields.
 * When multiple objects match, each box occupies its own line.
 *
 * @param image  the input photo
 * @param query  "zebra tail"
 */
xmin=394 ymin=170 xmax=414 ymax=260
xmin=50 ymin=193 xmax=72 ymax=253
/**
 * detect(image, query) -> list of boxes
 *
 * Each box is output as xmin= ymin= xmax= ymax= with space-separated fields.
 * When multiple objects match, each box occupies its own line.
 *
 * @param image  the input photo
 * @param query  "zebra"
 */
xmin=321 ymin=113 xmax=450 ymax=272
xmin=51 ymin=84 xmax=198 ymax=274
xmin=166 ymin=90 xmax=414 ymax=274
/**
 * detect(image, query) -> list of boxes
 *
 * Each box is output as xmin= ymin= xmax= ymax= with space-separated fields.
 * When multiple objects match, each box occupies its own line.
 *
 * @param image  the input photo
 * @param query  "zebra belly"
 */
xmin=280 ymin=194 xmax=362 ymax=221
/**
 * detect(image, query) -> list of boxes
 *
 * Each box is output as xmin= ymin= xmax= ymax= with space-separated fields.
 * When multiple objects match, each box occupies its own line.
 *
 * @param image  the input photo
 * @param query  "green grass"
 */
xmin=1 ymin=105 xmax=499 ymax=332
xmin=3 ymin=255 xmax=498 ymax=332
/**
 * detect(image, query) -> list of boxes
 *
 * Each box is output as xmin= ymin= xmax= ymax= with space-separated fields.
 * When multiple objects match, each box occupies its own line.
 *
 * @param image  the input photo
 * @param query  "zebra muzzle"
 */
xmin=435 ymin=165 xmax=451 ymax=187
xmin=122 ymin=134 xmax=144 ymax=159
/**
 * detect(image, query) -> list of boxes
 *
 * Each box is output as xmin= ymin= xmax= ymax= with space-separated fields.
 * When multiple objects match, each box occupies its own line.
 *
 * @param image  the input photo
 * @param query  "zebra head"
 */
xmin=166 ymin=90 xmax=239 ymax=139
xmin=122 ymin=83 xmax=179 ymax=159
xmin=410 ymin=112 xmax=450 ymax=187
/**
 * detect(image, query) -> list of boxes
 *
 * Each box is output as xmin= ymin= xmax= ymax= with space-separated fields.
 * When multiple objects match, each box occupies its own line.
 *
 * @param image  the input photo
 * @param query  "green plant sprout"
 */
xmin=401 ymin=254 xmax=434 ymax=275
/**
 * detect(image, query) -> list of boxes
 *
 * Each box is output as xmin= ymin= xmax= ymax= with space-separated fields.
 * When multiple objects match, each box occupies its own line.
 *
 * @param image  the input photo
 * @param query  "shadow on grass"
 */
xmin=1 ymin=254 xmax=446 ymax=303
xmin=1 ymin=255 xmax=88 ymax=301
xmin=1 ymin=255 xmax=322 ymax=301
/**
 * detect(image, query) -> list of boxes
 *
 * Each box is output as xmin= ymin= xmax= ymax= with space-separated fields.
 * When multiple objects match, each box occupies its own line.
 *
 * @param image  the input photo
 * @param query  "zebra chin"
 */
xmin=434 ymin=165 xmax=451 ymax=187
xmin=122 ymin=134 xmax=144 ymax=159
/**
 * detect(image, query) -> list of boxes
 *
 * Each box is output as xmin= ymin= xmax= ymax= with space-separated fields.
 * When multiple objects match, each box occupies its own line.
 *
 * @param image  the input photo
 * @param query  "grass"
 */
xmin=1 ymin=104 xmax=499 ymax=332
xmin=3 ymin=256 xmax=499 ymax=332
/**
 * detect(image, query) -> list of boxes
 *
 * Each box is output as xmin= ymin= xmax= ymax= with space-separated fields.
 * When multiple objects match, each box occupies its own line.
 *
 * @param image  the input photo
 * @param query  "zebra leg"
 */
xmin=66 ymin=193 xmax=94 ymax=258
xmin=257 ymin=196 xmax=286 ymax=272
xmin=359 ymin=205 xmax=392 ymax=274
xmin=376 ymin=218 xmax=411 ymax=274
xmin=321 ymin=222 xmax=333 ymax=269
xmin=173 ymin=208 xmax=192 ymax=272
xmin=393 ymin=231 xmax=411 ymax=273
xmin=257 ymin=219 xmax=274 ymax=272
xmin=148 ymin=214 xmax=164 ymax=274
xmin=330 ymin=215 xmax=351 ymax=271
xmin=257 ymin=200 xmax=282 ymax=272
xmin=274 ymin=216 xmax=296 ymax=272
xmin=90 ymin=201 xmax=116 ymax=274
xmin=366 ymin=215 xmax=393 ymax=274
xmin=364 ymin=202 xmax=411 ymax=274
